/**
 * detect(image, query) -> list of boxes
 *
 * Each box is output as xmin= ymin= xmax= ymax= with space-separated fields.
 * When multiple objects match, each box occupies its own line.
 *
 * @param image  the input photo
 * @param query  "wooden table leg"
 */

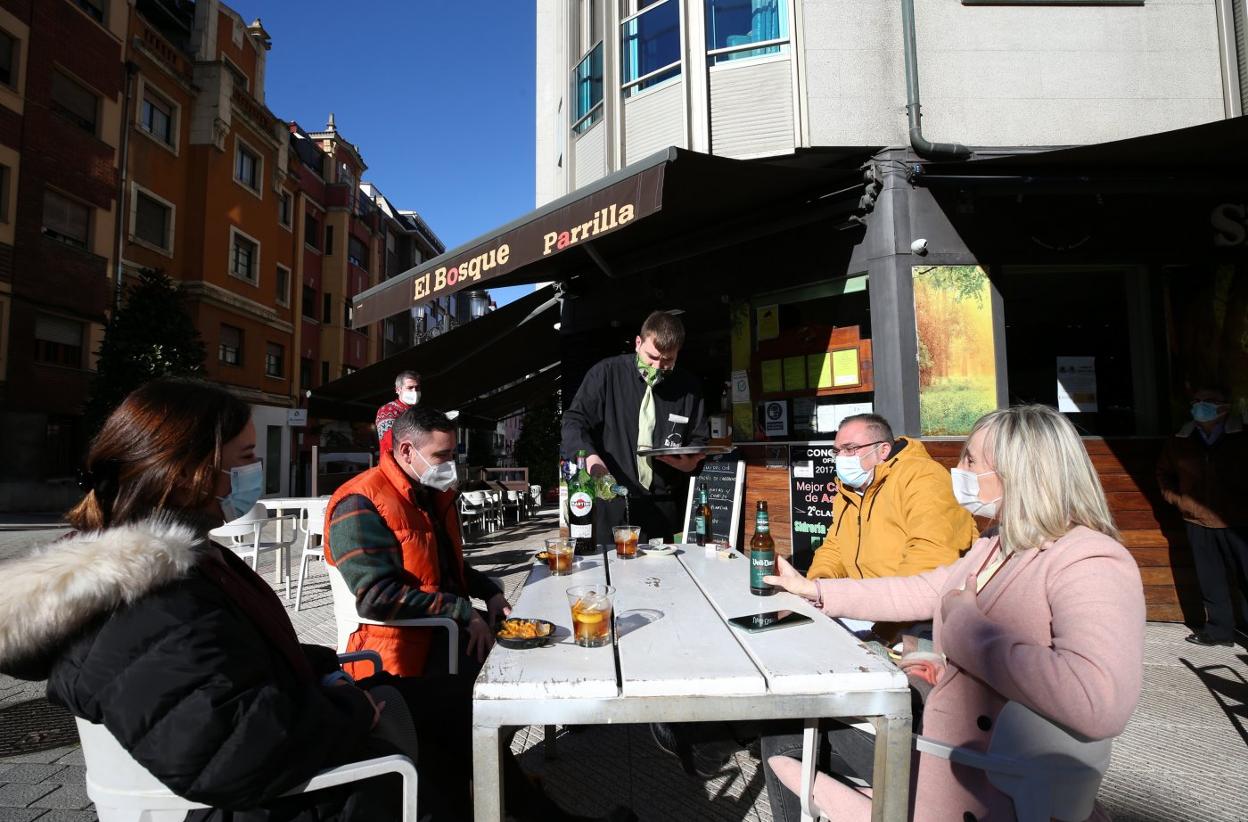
xmin=870 ymin=713 xmax=913 ymax=822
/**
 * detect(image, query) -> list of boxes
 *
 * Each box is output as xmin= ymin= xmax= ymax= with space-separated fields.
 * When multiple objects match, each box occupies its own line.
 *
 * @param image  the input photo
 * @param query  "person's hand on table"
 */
xmin=466 ymin=611 xmax=496 ymax=662
xmin=763 ymin=555 xmax=818 ymax=599
xmin=486 ymin=592 xmax=512 ymax=627
xmin=656 ymin=453 xmax=704 ymax=473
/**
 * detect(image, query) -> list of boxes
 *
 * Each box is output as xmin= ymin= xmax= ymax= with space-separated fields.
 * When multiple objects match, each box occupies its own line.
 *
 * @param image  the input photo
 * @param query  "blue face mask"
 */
xmin=835 ymin=451 xmax=876 ymax=490
xmin=219 ymin=461 xmax=264 ymax=521
xmin=1191 ymin=401 xmax=1223 ymax=424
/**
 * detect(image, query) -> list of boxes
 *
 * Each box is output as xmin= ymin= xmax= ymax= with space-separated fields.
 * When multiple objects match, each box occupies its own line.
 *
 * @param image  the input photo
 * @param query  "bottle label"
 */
xmin=571 ymin=522 xmax=592 ymax=540
xmin=756 ymin=513 xmax=770 ymax=533
xmin=694 ymin=515 xmax=707 ymax=536
xmin=750 ymin=552 xmax=775 ymax=588
xmin=569 ymin=491 xmax=593 ymax=519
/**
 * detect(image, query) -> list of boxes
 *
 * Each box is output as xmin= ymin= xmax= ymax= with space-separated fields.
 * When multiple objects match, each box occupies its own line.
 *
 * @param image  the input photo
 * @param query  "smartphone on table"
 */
xmin=727 ymin=610 xmax=812 ymax=633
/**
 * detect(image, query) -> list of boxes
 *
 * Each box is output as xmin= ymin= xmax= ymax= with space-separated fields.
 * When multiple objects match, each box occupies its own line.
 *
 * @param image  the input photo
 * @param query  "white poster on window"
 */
xmin=815 ymin=402 xmax=874 ymax=434
xmin=1056 ymin=357 xmax=1098 ymax=412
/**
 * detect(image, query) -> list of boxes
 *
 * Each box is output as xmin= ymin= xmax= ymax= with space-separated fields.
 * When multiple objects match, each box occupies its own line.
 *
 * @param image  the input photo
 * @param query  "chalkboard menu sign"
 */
xmin=789 ymin=444 xmax=838 ymax=572
xmin=681 ymin=453 xmax=746 ymax=548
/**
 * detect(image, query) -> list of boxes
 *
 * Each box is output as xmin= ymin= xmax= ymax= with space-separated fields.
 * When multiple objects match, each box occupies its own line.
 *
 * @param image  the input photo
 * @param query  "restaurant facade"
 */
xmin=321 ymin=1 xmax=1246 ymax=622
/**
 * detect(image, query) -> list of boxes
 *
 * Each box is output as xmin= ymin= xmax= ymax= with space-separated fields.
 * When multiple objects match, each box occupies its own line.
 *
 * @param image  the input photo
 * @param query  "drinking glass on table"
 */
xmin=545 ymin=539 xmax=575 ymax=575
xmin=566 ymin=584 xmax=615 ymax=647
xmin=612 ymin=525 xmax=640 ymax=559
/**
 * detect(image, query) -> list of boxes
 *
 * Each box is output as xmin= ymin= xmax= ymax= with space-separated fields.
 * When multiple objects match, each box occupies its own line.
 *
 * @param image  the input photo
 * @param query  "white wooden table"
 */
xmin=472 ymin=546 xmax=912 ymax=822
xmin=258 ymin=497 xmax=329 ymax=589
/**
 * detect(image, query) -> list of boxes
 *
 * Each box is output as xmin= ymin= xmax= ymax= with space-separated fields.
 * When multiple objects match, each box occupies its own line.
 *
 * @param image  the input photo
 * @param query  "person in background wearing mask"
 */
xmin=562 ymin=310 xmax=708 ymax=542
xmin=375 ymin=370 xmax=422 ymax=453
xmin=805 ymin=413 xmax=978 ymax=597
xmin=325 ymin=405 xmax=511 ymax=679
xmin=1157 ymin=385 xmax=1248 ymax=647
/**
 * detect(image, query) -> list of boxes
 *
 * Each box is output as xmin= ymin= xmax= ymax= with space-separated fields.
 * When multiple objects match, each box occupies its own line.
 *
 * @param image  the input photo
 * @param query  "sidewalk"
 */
xmin=2 ymin=512 xmax=1246 ymax=821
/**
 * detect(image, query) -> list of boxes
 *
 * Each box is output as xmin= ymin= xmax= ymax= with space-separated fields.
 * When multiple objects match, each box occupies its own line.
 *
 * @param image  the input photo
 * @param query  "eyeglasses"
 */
xmin=830 ymin=441 xmax=885 ymax=458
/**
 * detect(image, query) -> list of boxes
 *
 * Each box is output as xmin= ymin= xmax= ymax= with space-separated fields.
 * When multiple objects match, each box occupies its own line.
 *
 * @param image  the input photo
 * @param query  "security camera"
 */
xmin=910 ymin=238 xmax=929 ymax=256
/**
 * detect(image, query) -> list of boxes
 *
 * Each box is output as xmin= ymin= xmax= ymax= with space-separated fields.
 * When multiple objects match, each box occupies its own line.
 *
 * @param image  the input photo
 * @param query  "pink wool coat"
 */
xmin=813 ymin=526 xmax=1145 ymax=821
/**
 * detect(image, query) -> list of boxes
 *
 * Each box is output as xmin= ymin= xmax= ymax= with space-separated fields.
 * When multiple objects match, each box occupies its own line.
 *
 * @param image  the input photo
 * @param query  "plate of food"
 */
xmin=495 ymin=618 xmax=556 ymax=649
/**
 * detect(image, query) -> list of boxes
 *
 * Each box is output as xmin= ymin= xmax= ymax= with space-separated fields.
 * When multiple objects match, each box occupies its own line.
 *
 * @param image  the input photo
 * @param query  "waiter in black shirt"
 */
xmin=562 ymin=310 xmax=708 ymax=543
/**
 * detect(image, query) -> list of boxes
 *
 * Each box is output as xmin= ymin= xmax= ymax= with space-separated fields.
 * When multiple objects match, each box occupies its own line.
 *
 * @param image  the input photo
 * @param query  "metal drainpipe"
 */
xmin=113 ymin=59 xmax=138 ymax=311
xmin=901 ymin=0 xmax=971 ymax=160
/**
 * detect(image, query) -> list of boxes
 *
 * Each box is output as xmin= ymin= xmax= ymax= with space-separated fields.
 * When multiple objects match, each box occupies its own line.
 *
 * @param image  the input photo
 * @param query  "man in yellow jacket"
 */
xmin=807 ymin=413 xmax=976 ymax=582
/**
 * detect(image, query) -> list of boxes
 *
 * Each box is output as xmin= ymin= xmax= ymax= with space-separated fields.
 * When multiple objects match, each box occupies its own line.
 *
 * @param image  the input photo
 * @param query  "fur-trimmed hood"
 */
xmin=0 ymin=518 xmax=206 ymax=677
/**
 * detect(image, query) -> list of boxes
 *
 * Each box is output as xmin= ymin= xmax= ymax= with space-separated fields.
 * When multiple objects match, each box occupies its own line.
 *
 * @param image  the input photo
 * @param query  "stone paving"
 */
xmin=1 ymin=512 xmax=1246 ymax=821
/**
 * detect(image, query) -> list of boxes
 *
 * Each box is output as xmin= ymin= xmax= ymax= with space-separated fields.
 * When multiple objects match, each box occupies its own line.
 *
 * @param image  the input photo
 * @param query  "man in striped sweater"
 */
xmin=325 ymin=406 xmax=510 ymax=678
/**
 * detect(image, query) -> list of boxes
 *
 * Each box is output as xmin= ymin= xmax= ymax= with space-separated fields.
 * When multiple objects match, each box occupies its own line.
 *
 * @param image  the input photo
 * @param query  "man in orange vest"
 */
xmin=325 ymin=405 xmax=511 ymax=677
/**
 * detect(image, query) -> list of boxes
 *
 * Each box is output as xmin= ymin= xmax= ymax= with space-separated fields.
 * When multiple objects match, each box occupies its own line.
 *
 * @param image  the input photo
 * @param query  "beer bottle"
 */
xmin=569 ymin=450 xmax=596 ymax=554
xmin=749 ymin=500 xmax=776 ymax=596
xmin=695 ymin=482 xmax=712 ymax=546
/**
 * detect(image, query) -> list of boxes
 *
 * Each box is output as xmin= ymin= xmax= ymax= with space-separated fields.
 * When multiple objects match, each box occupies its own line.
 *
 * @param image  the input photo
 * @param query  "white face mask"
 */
xmin=399 ymin=389 xmax=420 ymax=406
xmin=412 ymin=448 xmax=457 ymax=492
xmin=951 ymin=468 xmax=1001 ymax=519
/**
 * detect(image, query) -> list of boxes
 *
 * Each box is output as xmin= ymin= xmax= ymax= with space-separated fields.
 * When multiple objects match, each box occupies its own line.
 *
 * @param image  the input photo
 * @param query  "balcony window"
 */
xmin=133 ymin=190 xmax=172 ymax=251
xmin=34 ymin=314 xmax=84 ymax=368
xmin=230 ymin=230 xmax=258 ymax=283
xmin=571 ymin=42 xmax=603 ymax=134
xmin=265 ymin=342 xmax=284 ymax=378
xmin=275 ymin=265 xmax=290 ymax=306
xmin=302 ymin=285 xmax=317 ymax=319
xmin=621 ymin=0 xmax=681 ymax=98
xmin=42 ymin=189 xmax=90 ymax=250
xmin=219 ymin=324 xmax=243 ymax=366
xmin=322 ymin=293 xmax=332 ymax=324
xmin=705 ymin=0 xmax=789 ymax=64
xmin=0 ymin=30 xmax=17 ymax=88
xmin=325 ymin=225 xmax=334 ymax=256
xmin=304 ymin=213 xmax=320 ymax=249
xmin=235 ymin=142 xmax=260 ymax=192
xmin=51 ymin=71 xmax=98 ymax=135
xmin=140 ymin=87 xmax=175 ymax=146
xmin=279 ymin=191 xmax=292 ymax=228
xmin=348 ymin=235 xmax=368 ymax=271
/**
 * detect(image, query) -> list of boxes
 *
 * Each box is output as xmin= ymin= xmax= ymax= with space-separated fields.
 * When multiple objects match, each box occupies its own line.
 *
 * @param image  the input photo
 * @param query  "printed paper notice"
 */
xmin=783 ymin=356 xmax=807 ymax=390
xmin=1057 ymin=356 xmax=1097 ymax=412
xmin=731 ymin=369 xmax=750 ymax=403
xmin=808 ymin=354 xmax=833 ymax=389
xmin=832 ymin=348 xmax=860 ymax=387
xmin=757 ymin=304 xmax=780 ymax=341
xmin=761 ymin=359 xmax=783 ymax=394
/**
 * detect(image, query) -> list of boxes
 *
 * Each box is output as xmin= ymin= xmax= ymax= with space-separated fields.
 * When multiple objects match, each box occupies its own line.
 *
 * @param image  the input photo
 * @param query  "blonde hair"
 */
xmin=965 ymin=404 xmax=1118 ymax=554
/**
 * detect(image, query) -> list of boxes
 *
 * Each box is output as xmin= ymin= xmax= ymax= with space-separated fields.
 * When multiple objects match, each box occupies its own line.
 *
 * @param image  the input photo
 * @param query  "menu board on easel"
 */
xmin=788 ymin=444 xmax=838 ymax=573
xmin=681 ymin=453 xmax=746 ymax=548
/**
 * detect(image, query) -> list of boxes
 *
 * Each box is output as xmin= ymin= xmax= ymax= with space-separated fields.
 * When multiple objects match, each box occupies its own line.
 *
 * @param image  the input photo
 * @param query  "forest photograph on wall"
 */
xmin=913 ymin=265 xmax=998 ymax=435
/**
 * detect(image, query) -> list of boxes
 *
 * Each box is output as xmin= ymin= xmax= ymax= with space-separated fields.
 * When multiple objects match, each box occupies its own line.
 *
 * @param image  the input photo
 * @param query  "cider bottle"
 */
xmin=749 ymin=500 xmax=776 ymax=596
xmin=695 ymin=482 xmax=712 ymax=546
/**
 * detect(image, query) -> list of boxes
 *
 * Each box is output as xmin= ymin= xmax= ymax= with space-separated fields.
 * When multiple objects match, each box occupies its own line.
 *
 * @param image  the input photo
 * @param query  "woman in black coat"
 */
xmin=0 ymin=379 xmax=626 ymax=822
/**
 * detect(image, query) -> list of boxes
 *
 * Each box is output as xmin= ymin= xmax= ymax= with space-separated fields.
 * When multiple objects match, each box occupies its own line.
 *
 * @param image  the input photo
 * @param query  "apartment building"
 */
xmin=0 ymin=0 xmax=126 ymax=510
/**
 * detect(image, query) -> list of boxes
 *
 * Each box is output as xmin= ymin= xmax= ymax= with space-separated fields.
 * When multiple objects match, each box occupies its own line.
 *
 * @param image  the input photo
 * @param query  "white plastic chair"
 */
xmin=502 ymin=489 xmax=524 ymax=524
xmin=326 ymin=562 xmax=461 ymax=675
xmin=914 ymin=702 xmax=1113 ymax=822
xmin=483 ymin=490 xmax=504 ymax=530
xmin=458 ymin=493 xmax=487 ymax=535
xmin=210 ymin=503 xmax=299 ymax=600
xmin=824 ymin=702 xmax=1113 ymax=822
xmin=77 ymin=651 xmax=419 ymax=822
xmin=528 ymin=484 xmax=542 ymax=512
xmin=462 ymin=491 xmax=496 ymax=533
xmin=294 ymin=500 xmax=330 ymax=611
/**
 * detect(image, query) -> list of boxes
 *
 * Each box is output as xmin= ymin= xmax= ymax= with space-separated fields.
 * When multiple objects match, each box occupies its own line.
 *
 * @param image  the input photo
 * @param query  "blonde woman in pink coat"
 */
xmin=765 ymin=404 xmax=1145 ymax=821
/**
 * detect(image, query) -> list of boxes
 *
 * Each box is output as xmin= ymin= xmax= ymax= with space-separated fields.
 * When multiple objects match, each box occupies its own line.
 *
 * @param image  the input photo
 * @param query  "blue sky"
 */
xmin=249 ymin=0 xmax=538 ymax=307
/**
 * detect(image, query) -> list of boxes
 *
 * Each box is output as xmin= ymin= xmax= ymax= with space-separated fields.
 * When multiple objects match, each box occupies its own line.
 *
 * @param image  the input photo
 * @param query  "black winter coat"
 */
xmin=0 ymin=519 xmax=404 ymax=822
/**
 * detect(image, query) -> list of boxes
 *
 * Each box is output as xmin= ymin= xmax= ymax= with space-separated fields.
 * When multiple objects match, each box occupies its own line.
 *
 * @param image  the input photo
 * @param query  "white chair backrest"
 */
xmin=76 ymin=718 xmax=208 ymax=817
xmin=462 ymin=491 xmax=485 ymax=505
xmin=327 ymin=562 xmax=364 ymax=652
xmin=306 ymin=501 xmax=329 ymax=537
xmin=987 ymin=702 xmax=1113 ymax=822
xmin=233 ymin=501 xmax=270 ymax=523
